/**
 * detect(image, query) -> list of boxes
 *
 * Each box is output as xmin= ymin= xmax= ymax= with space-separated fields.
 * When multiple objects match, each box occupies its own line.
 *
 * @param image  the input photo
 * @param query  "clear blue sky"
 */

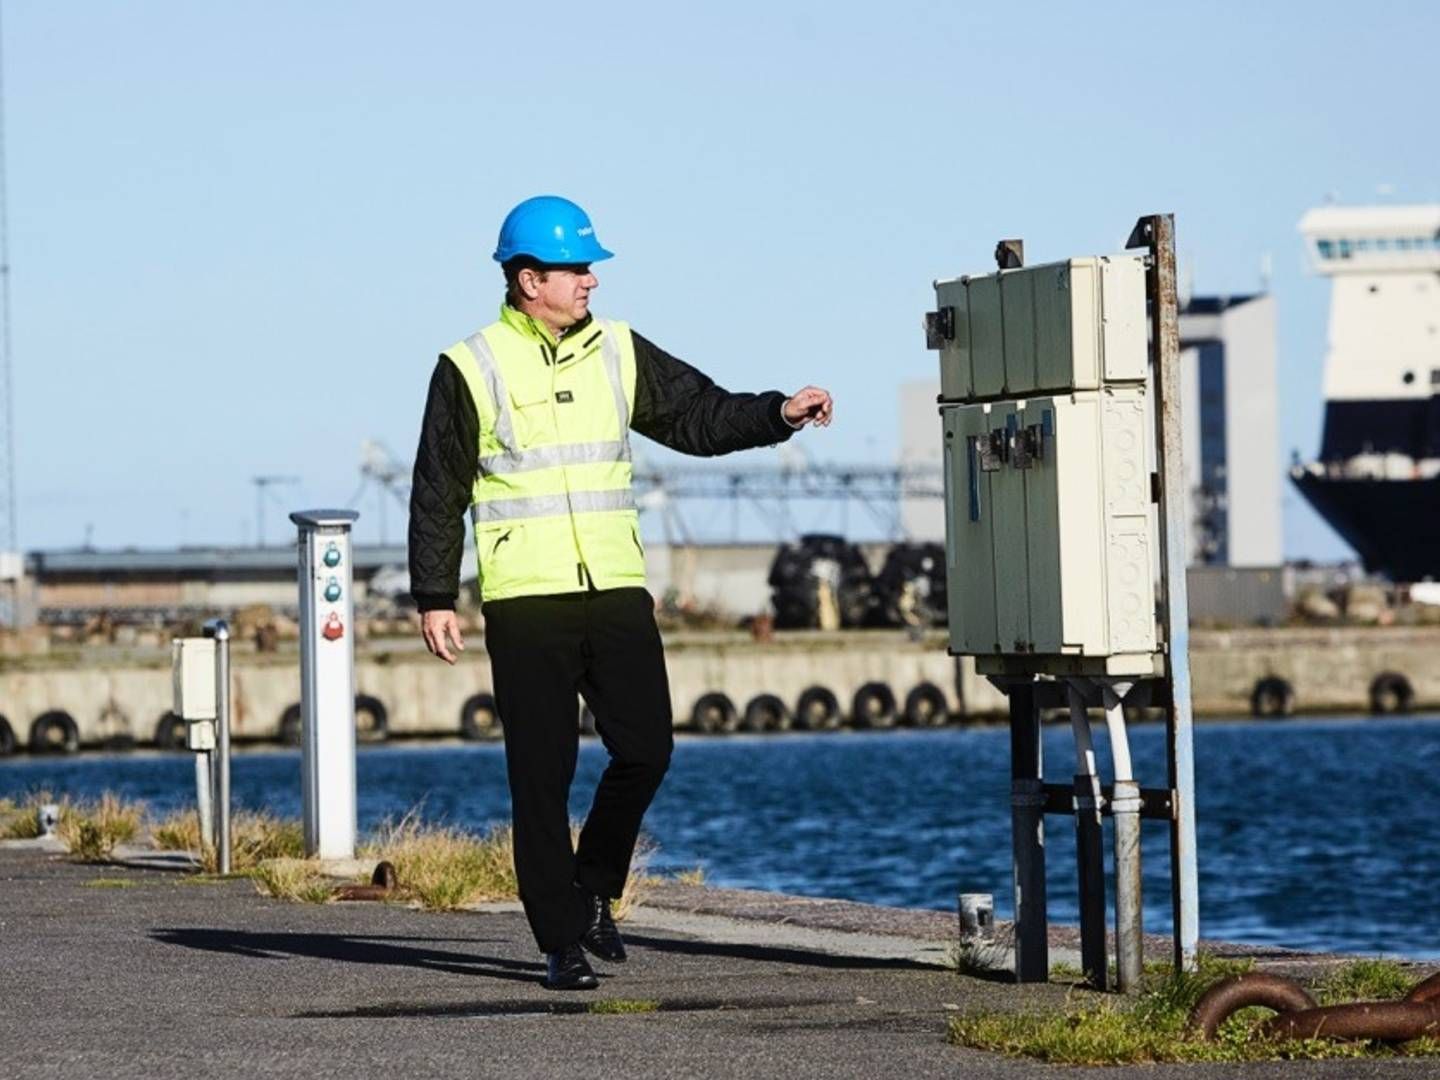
xmin=6 ymin=0 xmax=1436 ymax=555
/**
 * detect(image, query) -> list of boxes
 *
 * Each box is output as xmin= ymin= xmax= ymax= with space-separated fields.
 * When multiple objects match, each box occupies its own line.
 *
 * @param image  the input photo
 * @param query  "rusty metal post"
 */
xmin=1067 ymin=682 xmax=1108 ymax=990
xmin=1008 ymin=679 xmax=1048 ymax=982
xmin=1128 ymin=213 xmax=1199 ymax=972
xmin=1102 ymin=684 xmax=1144 ymax=992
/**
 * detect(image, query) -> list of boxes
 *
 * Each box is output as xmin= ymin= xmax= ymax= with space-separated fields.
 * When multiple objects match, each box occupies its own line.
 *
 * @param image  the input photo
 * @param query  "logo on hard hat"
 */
xmin=577 ymin=226 xmax=594 ymax=237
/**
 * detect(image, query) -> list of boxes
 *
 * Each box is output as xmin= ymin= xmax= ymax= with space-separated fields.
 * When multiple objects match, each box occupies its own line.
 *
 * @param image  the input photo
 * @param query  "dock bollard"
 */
xmin=958 ymin=893 xmax=995 ymax=940
xmin=37 ymin=802 xmax=59 ymax=838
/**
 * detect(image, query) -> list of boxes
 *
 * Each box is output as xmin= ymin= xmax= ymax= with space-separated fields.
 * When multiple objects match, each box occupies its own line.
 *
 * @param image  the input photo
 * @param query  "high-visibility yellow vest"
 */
xmin=441 ymin=305 xmax=645 ymax=602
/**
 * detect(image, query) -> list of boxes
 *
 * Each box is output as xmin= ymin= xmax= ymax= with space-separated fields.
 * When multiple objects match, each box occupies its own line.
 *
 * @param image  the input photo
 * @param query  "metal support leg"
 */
xmin=1103 ymin=686 xmax=1143 ymax=992
xmin=1067 ymin=684 xmax=1108 ymax=990
xmin=195 ymin=750 xmax=215 ymax=858
xmin=1008 ymin=681 xmax=1048 ymax=982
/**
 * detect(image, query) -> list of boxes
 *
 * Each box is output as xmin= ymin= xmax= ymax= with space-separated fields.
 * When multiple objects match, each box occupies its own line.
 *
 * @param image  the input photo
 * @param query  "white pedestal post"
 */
xmin=290 ymin=509 xmax=359 ymax=861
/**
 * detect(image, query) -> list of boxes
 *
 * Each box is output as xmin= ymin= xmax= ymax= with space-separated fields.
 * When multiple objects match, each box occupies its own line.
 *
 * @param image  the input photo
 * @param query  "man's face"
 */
xmin=529 ymin=264 xmax=597 ymax=330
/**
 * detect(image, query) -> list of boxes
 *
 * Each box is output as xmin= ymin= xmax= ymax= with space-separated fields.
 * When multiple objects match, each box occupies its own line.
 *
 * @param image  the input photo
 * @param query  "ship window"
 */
xmin=1317 ymin=239 xmax=1335 ymax=258
xmin=1397 ymin=238 xmax=1412 ymax=250
xmin=1338 ymin=239 xmax=1353 ymax=257
xmin=1403 ymin=371 xmax=1416 ymax=385
xmin=1375 ymin=238 xmax=1391 ymax=251
xmin=1431 ymin=369 xmax=1440 ymax=387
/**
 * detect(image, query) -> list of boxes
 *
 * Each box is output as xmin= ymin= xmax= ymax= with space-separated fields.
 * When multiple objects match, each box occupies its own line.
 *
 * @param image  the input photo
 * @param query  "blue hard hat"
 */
xmin=492 ymin=195 xmax=614 ymax=265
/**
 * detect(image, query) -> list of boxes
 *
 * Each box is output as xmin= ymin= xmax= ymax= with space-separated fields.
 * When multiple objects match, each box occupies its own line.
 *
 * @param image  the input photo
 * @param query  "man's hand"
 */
xmin=421 ymin=610 xmax=466 ymax=665
xmin=783 ymin=386 xmax=834 ymax=428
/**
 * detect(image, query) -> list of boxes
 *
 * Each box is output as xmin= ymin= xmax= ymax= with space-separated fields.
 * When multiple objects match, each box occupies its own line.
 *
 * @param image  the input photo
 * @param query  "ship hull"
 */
xmin=1291 ymin=471 xmax=1440 ymax=581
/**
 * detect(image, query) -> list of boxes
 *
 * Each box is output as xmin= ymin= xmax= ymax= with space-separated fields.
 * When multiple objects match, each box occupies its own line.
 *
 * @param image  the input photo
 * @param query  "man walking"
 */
xmin=408 ymin=195 xmax=833 ymax=989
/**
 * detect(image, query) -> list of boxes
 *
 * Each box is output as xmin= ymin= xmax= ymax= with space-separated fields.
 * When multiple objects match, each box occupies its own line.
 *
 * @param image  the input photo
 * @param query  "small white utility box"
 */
xmin=936 ymin=256 xmax=1148 ymax=402
xmin=172 ymin=638 xmax=217 ymax=720
xmin=942 ymin=386 xmax=1157 ymax=673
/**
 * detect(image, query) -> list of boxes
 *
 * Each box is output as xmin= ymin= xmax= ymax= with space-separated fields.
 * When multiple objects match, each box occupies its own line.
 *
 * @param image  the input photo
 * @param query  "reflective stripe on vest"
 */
xmin=471 ymin=487 xmax=637 ymax=524
xmin=468 ymin=326 xmax=631 ymax=481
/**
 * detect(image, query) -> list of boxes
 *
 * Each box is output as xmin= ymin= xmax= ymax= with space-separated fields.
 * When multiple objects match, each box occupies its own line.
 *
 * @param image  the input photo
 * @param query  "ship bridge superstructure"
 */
xmin=1292 ymin=204 xmax=1440 ymax=581
xmin=1298 ymin=204 xmax=1440 ymax=467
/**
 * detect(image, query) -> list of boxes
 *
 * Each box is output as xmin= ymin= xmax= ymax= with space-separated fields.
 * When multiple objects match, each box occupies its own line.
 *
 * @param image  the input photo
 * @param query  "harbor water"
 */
xmin=3 ymin=716 xmax=1437 ymax=959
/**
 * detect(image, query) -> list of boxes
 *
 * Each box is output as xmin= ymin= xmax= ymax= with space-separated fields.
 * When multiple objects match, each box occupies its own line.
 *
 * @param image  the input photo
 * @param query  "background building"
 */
xmin=1178 ymin=294 xmax=1281 ymax=567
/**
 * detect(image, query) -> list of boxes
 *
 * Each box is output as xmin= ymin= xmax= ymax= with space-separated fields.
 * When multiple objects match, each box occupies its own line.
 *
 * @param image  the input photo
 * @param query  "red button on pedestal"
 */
xmin=322 ymin=613 xmax=345 ymax=641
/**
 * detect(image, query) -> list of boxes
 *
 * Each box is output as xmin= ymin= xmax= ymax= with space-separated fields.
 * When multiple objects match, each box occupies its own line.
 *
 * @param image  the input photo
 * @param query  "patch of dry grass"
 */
xmin=360 ymin=811 xmax=656 ymax=916
xmin=251 ymin=858 xmax=334 ymax=904
xmin=57 ymin=793 xmax=142 ymax=862
xmin=152 ymin=807 xmax=304 ymax=873
xmin=671 ymin=866 xmax=706 ymax=886
xmin=361 ymin=814 xmax=521 ymax=911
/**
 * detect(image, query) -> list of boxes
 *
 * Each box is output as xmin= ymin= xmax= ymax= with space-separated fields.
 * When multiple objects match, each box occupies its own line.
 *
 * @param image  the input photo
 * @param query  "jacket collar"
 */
xmin=499 ymin=304 xmax=594 ymax=348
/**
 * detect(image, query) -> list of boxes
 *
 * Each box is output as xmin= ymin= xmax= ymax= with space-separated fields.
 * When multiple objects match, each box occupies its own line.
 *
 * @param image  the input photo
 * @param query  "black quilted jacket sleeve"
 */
xmin=407 ymin=328 xmax=798 ymax=611
xmin=629 ymin=331 xmax=797 ymax=456
xmin=407 ymin=359 xmax=478 ymax=613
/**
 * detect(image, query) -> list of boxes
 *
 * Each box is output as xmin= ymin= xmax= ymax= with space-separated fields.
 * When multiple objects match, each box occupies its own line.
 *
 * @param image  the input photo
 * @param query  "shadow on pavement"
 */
xmin=151 ymin=928 xmax=545 ymax=984
xmin=622 ymin=932 xmax=939 ymax=972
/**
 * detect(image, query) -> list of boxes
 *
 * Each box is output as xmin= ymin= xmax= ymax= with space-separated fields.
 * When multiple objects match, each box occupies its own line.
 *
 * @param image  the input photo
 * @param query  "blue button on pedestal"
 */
xmin=323 ymin=543 xmax=342 ymax=568
xmin=324 ymin=578 xmax=342 ymax=603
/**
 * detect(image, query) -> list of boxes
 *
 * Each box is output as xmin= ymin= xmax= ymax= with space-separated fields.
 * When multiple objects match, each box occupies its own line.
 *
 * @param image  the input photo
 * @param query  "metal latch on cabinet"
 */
xmin=975 ymin=429 xmax=1008 ymax=472
xmin=924 ymin=306 xmax=955 ymax=349
xmin=1010 ymin=411 xmax=1054 ymax=470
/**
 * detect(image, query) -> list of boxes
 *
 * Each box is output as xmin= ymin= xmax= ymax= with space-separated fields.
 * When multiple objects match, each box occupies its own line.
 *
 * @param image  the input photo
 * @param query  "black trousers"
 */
xmin=483 ymin=586 xmax=674 ymax=952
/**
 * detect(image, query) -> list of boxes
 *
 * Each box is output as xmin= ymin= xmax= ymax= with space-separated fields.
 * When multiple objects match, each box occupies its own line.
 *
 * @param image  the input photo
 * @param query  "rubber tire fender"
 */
xmin=460 ymin=693 xmax=501 ymax=740
xmin=279 ymin=703 xmax=303 ymax=746
xmin=741 ymin=693 xmax=790 ymax=733
xmin=689 ymin=692 xmax=738 ymax=735
xmin=903 ymin=682 xmax=949 ymax=727
xmin=30 ymin=710 xmax=80 ymax=754
xmin=1368 ymin=671 xmax=1413 ymax=715
xmin=354 ymin=694 xmax=389 ymax=742
xmin=1249 ymin=676 xmax=1295 ymax=719
xmin=850 ymin=682 xmax=898 ymax=729
xmin=154 ymin=711 xmax=188 ymax=751
xmin=793 ymin=685 xmax=841 ymax=731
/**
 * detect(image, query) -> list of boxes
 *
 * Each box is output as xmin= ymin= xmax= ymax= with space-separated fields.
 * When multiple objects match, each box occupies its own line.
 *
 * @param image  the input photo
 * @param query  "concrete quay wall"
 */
xmin=1 ymin=626 xmax=1436 ymax=752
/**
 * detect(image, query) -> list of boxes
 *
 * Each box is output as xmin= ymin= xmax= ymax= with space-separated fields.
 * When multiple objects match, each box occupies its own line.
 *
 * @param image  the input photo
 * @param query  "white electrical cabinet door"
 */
xmin=943 ymin=404 xmax=997 ymax=654
xmin=943 ymin=387 xmax=1157 ymax=666
xmin=934 ymin=256 xmax=1148 ymax=401
xmin=1022 ymin=388 xmax=1156 ymax=660
xmin=935 ymin=277 xmax=971 ymax=401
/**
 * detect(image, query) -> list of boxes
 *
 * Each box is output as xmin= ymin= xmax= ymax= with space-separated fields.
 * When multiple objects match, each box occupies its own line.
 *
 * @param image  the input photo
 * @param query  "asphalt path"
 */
xmin=1 ymin=847 xmax=1432 ymax=1079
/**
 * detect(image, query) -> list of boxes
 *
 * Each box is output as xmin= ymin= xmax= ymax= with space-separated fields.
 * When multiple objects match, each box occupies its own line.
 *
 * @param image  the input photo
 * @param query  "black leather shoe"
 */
xmin=580 ymin=891 xmax=627 ymax=963
xmin=543 ymin=943 xmax=599 ymax=991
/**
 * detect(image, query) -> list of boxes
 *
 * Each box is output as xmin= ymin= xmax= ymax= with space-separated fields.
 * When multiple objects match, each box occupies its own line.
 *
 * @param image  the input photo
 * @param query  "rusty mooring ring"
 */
xmin=1189 ymin=974 xmax=1317 ymax=1039
xmin=1191 ymin=970 xmax=1440 ymax=1043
